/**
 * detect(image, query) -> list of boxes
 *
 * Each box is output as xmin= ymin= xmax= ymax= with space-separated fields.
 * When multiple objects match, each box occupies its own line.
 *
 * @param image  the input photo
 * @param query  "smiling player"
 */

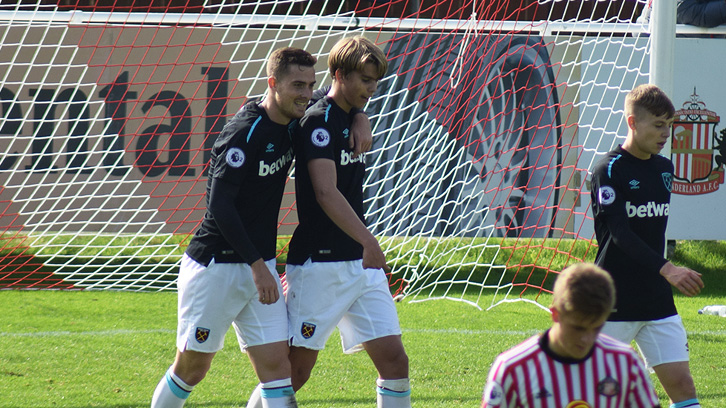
xmin=150 ymin=47 xmax=315 ymax=408
xmin=284 ymin=36 xmax=412 ymax=408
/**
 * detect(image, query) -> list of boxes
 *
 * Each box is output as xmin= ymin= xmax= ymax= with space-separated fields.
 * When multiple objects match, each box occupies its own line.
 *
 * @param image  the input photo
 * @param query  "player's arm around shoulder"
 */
xmin=349 ymin=110 xmax=372 ymax=157
xmin=307 ymin=158 xmax=388 ymax=270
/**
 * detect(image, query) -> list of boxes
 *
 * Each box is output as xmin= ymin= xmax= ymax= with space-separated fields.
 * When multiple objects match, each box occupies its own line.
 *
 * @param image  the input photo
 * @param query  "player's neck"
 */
xmin=259 ymin=97 xmax=291 ymax=125
xmin=328 ymin=83 xmax=352 ymax=113
xmin=621 ymin=140 xmax=652 ymax=160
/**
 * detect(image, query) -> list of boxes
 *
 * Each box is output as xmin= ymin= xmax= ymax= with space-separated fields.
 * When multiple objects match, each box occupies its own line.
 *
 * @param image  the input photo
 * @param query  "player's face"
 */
xmin=549 ymin=308 xmax=608 ymax=360
xmin=336 ymin=62 xmax=380 ymax=110
xmin=271 ymin=64 xmax=316 ymax=122
xmin=624 ymin=110 xmax=674 ymax=160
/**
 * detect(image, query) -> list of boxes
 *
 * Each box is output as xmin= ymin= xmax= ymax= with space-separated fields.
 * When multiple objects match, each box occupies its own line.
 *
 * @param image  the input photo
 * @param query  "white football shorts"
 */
xmin=601 ymin=314 xmax=689 ymax=368
xmin=176 ymin=254 xmax=288 ymax=353
xmin=285 ymin=258 xmax=402 ymax=353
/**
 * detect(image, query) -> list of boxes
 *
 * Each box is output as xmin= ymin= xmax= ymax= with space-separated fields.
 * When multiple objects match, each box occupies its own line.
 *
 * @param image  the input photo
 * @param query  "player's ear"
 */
xmin=267 ymin=76 xmax=276 ymax=90
xmin=550 ymin=307 xmax=561 ymax=323
xmin=626 ymin=114 xmax=637 ymax=130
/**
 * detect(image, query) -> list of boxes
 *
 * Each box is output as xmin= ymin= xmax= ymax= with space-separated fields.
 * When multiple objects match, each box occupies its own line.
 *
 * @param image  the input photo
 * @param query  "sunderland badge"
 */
xmin=597 ymin=376 xmax=621 ymax=397
xmin=671 ymin=88 xmax=725 ymax=195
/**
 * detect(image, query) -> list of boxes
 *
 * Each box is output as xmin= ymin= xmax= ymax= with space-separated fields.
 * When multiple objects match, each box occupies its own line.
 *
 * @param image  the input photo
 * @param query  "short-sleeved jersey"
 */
xmin=481 ymin=331 xmax=661 ymax=408
xmin=185 ymin=102 xmax=294 ymax=266
xmin=590 ymin=145 xmax=676 ymax=321
xmin=287 ymin=96 xmax=365 ymax=264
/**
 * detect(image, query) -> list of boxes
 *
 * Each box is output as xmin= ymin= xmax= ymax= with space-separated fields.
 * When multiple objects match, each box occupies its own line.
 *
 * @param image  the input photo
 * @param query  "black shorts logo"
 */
xmin=195 ymin=327 xmax=210 ymax=343
xmin=301 ymin=322 xmax=316 ymax=339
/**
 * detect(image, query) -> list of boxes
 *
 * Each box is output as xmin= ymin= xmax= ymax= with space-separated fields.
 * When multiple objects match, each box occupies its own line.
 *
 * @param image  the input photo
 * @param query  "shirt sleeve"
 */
xmin=207 ymin=125 xmax=263 ymax=264
xmin=299 ymin=116 xmax=336 ymax=162
xmin=207 ymin=177 xmax=262 ymax=264
xmin=481 ymin=356 xmax=512 ymax=408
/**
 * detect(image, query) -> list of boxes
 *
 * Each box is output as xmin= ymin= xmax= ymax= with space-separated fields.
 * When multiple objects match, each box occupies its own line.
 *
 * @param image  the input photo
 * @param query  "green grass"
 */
xmin=1 ymin=240 xmax=726 ymax=407
xmin=2 ymin=234 xmax=597 ymax=292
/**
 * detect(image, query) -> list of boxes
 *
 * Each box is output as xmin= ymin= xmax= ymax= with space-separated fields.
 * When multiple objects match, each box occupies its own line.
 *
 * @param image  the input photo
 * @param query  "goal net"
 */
xmin=0 ymin=0 xmax=652 ymax=310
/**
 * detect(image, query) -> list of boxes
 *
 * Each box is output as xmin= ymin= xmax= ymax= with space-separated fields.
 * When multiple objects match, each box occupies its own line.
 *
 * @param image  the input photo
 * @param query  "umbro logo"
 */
xmin=534 ymin=388 xmax=552 ymax=399
xmin=343 ymin=128 xmax=350 ymax=138
xmin=629 ymin=179 xmax=640 ymax=189
xmin=266 ymin=143 xmax=275 ymax=153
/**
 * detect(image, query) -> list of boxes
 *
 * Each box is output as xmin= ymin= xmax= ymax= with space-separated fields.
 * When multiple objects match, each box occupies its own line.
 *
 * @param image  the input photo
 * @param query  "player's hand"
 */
xmin=250 ymin=258 xmax=280 ymax=305
xmin=660 ymin=261 xmax=704 ymax=297
xmin=361 ymin=238 xmax=390 ymax=271
xmin=349 ymin=111 xmax=372 ymax=157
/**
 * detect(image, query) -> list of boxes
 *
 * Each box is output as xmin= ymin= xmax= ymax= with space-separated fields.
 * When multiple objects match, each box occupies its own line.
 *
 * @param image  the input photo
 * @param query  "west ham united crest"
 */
xmin=301 ymin=322 xmax=316 ymax=339
xmin=195 ymin=327 xmax=210 ymax=343
xmin=671 ymin=88 xmax=725 ymax=195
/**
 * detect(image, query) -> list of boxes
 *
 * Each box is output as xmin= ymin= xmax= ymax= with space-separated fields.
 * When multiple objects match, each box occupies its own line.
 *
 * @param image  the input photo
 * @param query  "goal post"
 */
xmin=0 ymin=0 xmax=663 ymax=309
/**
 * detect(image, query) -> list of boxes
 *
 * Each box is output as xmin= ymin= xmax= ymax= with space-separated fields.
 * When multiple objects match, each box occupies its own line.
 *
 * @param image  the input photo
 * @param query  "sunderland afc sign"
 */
xmin=671 ymin=89 xmax=725 ymax=195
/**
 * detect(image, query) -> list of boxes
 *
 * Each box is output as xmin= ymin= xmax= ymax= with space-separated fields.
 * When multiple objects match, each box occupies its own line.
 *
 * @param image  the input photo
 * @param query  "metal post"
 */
xmin=649 ymin=0 xmax=677 ymax=98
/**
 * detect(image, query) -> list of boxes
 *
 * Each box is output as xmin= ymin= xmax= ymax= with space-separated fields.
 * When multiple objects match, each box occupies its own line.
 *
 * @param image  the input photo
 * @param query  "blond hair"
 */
xmin=552 ymin=263 xmax=615 ymax=319
xmin=328 ymin=36 xmax=388 ymax=80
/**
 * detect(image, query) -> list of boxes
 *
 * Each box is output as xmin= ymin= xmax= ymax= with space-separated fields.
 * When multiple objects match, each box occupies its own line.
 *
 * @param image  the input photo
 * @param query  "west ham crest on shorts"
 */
xmin=301 ymin=322 xmax=316 ymax=339
xmin=195 ymin=327 xmax=210 ymax=343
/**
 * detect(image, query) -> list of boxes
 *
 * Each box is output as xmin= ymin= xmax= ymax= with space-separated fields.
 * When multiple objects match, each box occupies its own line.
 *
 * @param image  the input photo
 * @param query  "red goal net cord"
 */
xmin=0 ymin=1 xmax=647 ymax=309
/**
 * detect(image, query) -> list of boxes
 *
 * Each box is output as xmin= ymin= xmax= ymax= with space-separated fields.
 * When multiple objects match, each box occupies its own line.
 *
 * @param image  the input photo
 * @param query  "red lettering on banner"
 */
xmin=673 ymin=179 xmax=720 ymax=195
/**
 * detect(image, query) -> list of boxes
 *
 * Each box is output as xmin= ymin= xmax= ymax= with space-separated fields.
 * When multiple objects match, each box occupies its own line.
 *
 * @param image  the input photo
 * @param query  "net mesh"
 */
xmin=1 ymin=0 xmax=651 ymax=309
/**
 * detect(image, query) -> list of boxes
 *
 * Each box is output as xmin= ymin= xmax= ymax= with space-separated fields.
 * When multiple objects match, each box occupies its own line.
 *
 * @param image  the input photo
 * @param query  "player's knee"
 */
xmin=374 ymin=348 xmax=409 ymax=379
xmin=291 ymin=365 xmax=312 ymax=391
xmin=173 ymin=355 xmax=213 ymax=385
xmin=670 ymin=373 xmax=696 ymax=394
xmin=656 ymin=365 xmax=696 ymax=397
xmin=173 ymin=366 xmax=209 ymax=386
xmin=389 ymin=350 xmax=409 ymax=377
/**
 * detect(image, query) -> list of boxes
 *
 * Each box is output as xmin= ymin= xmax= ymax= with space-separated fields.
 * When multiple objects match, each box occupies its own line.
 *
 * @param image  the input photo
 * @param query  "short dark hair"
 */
xmin=266 ymin=47 xmax=317 ymax=80
xmin=625 ymin=84 xmax=675 ymax=119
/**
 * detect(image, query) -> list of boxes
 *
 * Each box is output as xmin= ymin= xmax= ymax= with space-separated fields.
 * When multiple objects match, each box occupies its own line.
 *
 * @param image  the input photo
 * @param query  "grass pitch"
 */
xmin=2 ymin=240 xmax=726 ymax=407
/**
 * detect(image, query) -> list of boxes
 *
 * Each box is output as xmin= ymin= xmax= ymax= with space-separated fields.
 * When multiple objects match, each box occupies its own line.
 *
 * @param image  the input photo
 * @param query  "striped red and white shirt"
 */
xmin=481 ymin=330 xmax=660 ymax=408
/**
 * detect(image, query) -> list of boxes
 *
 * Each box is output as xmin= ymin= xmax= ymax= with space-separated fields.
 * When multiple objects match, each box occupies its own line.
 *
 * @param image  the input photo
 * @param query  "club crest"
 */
xmin=671 ymin=89 xmax=725 ymax=195
xmin=195 ymin=327 xmax=210 ymax=343
xmin=597 ymin=376 xmax=621 ymax=397
xmin=301 ymin=322 xmax=316 ymax=339
xmin=662 ymin=172 xmax=672 ymax=192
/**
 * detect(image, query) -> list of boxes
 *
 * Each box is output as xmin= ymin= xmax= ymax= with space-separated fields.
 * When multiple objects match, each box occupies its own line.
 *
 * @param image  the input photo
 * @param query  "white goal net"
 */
xmin=0 ymin=0 xmax=656 ymax=309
